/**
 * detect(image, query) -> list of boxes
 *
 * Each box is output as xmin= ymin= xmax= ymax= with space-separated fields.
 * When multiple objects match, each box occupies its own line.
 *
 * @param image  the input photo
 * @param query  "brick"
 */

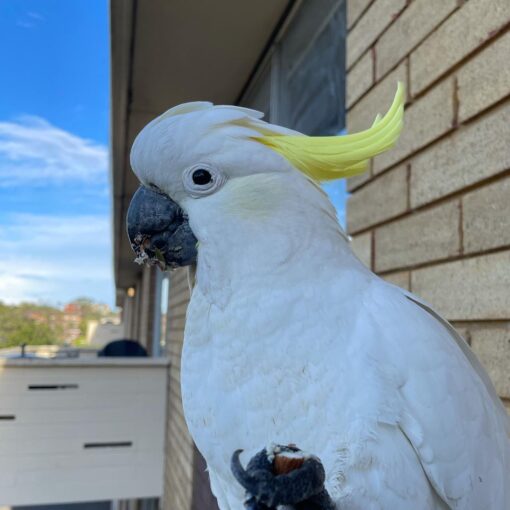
xmin=347 ymin=0 xmax=374 ymax=28
xmin=450 ymin=323 xmax=470 ymax=343
xmin=410 ymin=0 xmax=510 ymax=95
xmin=470 ymin=325 xmax=510 ymax=399
xmin=348 ymin=61 xmax=407 ymax=133
xmin=347 ymin=0 xmax=407 ymax=68
xmin=375 ymin=200 xmax=460 ymax=271
xmin=382 ymin=271 xmax=410 ymax=290
xmin=347 ymin=50 xmax=374 ymax=107
xmin=376 ymin=0 xmax=457 ymax=80
xmin=458 ymin=30 xmax=510 ymax=122
xmin=347 ymin=164 xmax=408 ymax=233
xmin=411 ymin=251 xmax=510 ymax=321
xmin=350 ymin=231 xmax=372 ymax=268
xmin=410 ymin=101 xmax=510 ymax=208
xmin=373 ymin=78 xmax=454 ymax=174
xmin=347 ymin=160 xmax=372 ymax=192
xmin=347 ymin=167 xmax=372 ymax=192
xmin=463 ymin=177 xmax=510 ymax=254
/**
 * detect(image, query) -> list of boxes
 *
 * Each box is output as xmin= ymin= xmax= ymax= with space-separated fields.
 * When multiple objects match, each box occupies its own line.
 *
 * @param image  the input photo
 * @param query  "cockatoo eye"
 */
xmin=182 ymin=163 xmax=226 ymax=198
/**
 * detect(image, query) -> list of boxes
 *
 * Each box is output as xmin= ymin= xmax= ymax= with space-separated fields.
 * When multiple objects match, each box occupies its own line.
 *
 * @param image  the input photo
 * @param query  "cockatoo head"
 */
xmin=127 ymin=84 xmax=404 ymax=270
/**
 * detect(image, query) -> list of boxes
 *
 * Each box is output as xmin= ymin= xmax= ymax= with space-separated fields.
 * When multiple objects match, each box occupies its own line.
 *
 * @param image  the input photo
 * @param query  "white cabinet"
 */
xmin=0 ymin=358 xmax=168 ymax=506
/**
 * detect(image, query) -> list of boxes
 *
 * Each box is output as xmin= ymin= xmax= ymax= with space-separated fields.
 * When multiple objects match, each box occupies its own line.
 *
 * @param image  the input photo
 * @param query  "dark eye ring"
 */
xmin=192 ymin=168 xmax=213 ymax=185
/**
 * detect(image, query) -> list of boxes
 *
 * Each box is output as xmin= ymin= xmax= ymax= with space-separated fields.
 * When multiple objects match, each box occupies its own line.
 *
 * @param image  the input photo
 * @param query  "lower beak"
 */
xmin=126 ymin=186 xmax=198 ymax=269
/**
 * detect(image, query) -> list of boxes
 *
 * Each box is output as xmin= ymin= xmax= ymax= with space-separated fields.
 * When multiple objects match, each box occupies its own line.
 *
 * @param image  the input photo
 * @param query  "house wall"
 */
xmin=161 ymin=268 xmax=217 ymax=510
xmin=138 ymin=266 xmax=157 ymax=351
xmin=122 ymin=266 xmax=157 ymax=350
xmin=346 ymin=0 xmax=510 ymax=412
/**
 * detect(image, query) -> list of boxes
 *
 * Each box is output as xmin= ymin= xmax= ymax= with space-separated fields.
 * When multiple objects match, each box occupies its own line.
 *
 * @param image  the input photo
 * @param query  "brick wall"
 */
xmin=191 ymin=448 xmax=220 ymax=510
xmin=346 ymin=0 xmax=510 ymax=412
xmin=162 ymin=268 xmax=195 ymax=510
xmin=161 ymin=267 xmax=219 ymax=510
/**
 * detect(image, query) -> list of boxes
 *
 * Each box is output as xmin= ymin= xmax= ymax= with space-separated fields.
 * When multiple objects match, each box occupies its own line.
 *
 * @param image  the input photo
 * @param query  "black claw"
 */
xmin=230 ymin=446 xmax=336 ymax=510
xmin=231 ymin=449 xmax=276 ymax=508
xmin=231 ymin=450 xmax=255 ymax=489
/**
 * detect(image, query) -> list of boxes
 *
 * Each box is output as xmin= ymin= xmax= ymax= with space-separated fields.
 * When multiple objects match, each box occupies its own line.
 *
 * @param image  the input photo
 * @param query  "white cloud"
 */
xmin=0 ymin=116 xmax=108 ymax=186
xmin=0 ymin=213 xmax=114 ymax=306
xmin=17 ymin=10 xmax=45 ymax=29
xmin=27 ymin=11 xmax=45 ymax=21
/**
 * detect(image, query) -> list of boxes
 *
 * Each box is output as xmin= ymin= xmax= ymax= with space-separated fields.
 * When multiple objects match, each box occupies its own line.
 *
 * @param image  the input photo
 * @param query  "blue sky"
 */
xmin=0 ymin=1 xmax=349 ymax=308
xmin=0 ymin=0 xmax=112 ymax=306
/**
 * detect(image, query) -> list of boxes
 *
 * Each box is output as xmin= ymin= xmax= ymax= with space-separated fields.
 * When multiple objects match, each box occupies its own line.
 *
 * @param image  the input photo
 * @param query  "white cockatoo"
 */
xmin=126 ymin=83 xmax=510 ymax=509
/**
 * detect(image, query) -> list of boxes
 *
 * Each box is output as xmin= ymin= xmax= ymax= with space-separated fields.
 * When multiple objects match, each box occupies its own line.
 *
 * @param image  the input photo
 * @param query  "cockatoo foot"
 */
xmin=231 ymin=445 xmax=336 ymax=510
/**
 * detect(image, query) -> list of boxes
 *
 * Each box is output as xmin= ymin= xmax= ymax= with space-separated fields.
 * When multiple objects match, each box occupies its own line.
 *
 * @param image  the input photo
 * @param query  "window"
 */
xmin=240 ymin=0 xmax=347 ymax=226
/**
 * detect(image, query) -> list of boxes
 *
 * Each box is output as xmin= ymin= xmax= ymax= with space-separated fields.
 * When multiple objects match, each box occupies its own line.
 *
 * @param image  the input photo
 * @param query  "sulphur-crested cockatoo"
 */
xmin=126 ymin=83 xmax=510 ymax=509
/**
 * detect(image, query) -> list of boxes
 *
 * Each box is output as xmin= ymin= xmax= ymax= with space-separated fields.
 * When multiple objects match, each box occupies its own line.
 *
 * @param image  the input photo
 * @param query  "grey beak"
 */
xmin=126 ymin=186 xmax=197 ymax=269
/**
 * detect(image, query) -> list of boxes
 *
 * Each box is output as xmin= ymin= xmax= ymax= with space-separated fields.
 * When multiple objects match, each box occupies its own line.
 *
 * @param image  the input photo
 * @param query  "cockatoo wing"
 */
xmin=368 ymin=280 xmax=510 ymax=508
xmin=402 ymin=290 xmax=510 ymax=432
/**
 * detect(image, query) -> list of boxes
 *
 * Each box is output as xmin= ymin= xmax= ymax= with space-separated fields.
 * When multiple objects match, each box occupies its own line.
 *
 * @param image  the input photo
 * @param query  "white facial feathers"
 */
xmin=130 ymin=102 xmax=301 ymax=202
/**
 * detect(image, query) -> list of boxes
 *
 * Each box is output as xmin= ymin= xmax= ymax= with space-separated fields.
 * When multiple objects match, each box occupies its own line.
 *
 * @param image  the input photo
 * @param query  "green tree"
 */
xmin=0 ymin=301 xmax=61 ymax=348
xmin=0 ymin=298 xmax=117 ymax=349
xmin=8 ymin=320 xmax=55 ymax=346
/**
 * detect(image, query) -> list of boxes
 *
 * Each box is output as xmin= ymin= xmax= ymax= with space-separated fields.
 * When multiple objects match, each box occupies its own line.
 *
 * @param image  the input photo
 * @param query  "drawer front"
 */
xmin=0 ymin=365 xmax=167 ymax=505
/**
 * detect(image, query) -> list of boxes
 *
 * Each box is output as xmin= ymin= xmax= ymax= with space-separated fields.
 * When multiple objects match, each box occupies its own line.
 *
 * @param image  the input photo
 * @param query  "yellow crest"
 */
xmin=255 ymin=82 xmax=404 ymax=182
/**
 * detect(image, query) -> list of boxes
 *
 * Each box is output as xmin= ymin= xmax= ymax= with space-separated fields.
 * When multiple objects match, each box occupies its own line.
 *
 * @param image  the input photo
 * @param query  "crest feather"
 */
xmin=254 ymin=82 xmax=405 ymax=182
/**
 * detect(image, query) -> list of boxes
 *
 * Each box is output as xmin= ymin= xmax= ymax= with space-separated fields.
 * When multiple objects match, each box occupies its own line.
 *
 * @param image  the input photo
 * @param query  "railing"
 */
xmin=0 ymin=357 xmax=168 ymax=506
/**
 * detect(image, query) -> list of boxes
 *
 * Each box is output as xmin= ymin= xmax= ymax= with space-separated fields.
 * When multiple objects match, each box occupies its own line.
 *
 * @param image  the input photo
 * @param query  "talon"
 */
xmin=231 ymin=449 xmax=253 ymax=490
xmin=231 ymin=445 xmax=336 ymax=510
xmin=231 ymin=449 xmax=279 ymax=508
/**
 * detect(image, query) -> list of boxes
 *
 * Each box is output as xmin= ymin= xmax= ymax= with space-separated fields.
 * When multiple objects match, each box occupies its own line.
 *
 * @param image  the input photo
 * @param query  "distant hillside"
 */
xmin=0 ymin=298 xmax=118 ymax=347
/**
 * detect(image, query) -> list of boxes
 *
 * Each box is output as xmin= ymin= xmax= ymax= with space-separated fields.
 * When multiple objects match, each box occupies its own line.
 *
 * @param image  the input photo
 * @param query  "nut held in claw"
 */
xmin=273 ymin=450 xmax=305 ymax=475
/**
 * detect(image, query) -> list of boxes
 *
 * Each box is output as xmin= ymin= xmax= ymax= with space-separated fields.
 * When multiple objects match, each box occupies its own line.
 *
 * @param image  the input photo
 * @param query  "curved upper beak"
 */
xmin=126 ymin=186 xmax=198 ymax=269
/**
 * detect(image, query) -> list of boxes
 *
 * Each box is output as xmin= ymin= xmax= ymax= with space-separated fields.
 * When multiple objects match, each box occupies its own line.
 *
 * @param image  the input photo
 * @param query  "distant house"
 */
xmin=110 ymin=1 xmax=510 ymax=509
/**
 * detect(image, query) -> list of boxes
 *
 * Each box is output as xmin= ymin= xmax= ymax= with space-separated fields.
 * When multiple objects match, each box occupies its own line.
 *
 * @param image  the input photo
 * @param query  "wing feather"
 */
xmin=367 ymin=280 xmax=510 ymax=508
